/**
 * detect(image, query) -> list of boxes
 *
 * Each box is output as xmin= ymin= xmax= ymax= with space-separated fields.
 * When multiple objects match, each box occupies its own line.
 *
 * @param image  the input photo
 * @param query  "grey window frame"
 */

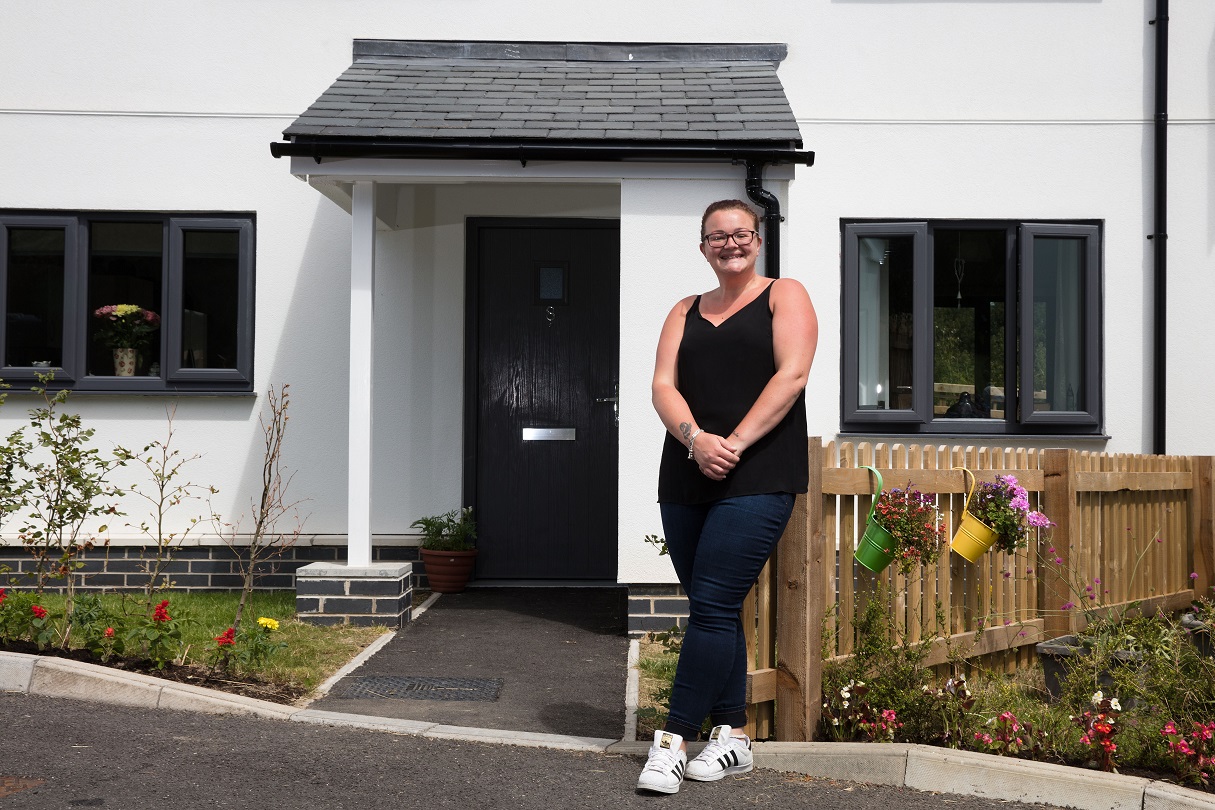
xmin=841 ymin=218 xmax=1103 ymax=436
xmin=841 ymin=221 xmax=931 ymax=425
xmin=0 ymin=210 xmax=255 ymax=394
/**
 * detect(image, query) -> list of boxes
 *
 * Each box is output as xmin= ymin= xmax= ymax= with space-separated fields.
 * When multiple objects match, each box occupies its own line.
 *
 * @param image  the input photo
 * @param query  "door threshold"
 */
xmin=465 ymin=579 xmax=622 ymax=588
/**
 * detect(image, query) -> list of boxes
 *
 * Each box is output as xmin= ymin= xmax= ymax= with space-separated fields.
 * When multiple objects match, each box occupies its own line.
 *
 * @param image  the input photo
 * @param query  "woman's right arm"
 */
xmin=652 ymin=297 xmax=738 ymax=481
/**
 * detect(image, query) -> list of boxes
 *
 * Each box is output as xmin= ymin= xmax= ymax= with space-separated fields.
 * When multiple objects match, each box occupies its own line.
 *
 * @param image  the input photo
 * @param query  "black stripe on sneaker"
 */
xmin=674 ymin=762 xmax=684 ymax=778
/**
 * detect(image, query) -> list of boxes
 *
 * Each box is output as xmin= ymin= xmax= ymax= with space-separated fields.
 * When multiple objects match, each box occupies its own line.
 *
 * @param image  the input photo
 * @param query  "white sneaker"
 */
xmin=636 ymin=730 xmax=686 ymax=794
xmin=684 ymin=724 xmax=753 ymax=781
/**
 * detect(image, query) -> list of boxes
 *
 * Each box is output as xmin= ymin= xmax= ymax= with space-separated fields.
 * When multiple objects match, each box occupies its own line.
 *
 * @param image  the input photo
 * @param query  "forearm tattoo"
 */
xmin=679 ymin=422 xmax=692 ymax=443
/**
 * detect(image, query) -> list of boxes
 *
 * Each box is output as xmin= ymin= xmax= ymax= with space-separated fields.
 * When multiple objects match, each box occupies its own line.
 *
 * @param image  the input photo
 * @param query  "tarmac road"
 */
xmin=0 ymin=693 xmax=1064 ymax=810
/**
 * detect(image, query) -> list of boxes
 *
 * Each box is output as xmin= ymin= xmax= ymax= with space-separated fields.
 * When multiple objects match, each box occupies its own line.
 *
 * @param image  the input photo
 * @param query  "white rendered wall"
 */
xmin=370 ymin=182 xmax=621 ymax=532
xmin=618 ymin=178 xmax=793 ymax=585
xmin=1 ymin=0 xmax=1212 ymax=562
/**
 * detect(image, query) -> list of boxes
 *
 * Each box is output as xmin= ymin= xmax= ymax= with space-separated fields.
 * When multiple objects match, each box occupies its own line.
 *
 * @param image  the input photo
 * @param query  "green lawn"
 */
xmin=8 ymin=590 xmax=390 ymax=696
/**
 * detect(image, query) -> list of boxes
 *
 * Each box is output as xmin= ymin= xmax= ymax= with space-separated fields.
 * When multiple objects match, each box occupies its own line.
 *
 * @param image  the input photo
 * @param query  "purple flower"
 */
xmin=1054 ymin=557 xmax=1064 ymax=564
xmin=1191 ymin=572 xmax=1200 ymax=580
xmin=1062 ymin=602 xmax=1076 ymax=611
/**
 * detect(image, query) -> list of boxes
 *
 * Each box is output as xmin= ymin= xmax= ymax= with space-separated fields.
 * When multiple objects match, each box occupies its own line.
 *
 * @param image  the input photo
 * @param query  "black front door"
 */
xmin=466 ymin=219 xmax=620 ymax=580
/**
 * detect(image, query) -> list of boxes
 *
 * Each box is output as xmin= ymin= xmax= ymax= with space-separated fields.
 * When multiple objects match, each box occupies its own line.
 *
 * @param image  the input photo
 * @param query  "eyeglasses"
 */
xmin=702 ymin=229 xmax=758 ymax=248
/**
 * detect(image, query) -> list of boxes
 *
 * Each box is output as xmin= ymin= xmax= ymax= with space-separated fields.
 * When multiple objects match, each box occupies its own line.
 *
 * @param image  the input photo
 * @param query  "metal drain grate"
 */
xmin=331 ymin=675 xmax=503 ymax=702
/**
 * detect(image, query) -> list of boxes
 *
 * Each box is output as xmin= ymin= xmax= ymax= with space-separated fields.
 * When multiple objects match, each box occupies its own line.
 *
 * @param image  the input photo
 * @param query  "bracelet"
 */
xmin=686 ymin=429 xmax=703 ymax=460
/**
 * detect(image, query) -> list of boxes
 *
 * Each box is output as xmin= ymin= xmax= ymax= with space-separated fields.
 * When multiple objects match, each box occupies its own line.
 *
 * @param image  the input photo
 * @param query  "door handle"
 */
xmin=595 ymin=383 xmax=619 ymax=426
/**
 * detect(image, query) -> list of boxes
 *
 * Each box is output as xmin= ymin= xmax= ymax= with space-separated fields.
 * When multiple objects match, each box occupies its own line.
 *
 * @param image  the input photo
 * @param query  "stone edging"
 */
xmin=2 ymin=651 xmax=1211 ymax=809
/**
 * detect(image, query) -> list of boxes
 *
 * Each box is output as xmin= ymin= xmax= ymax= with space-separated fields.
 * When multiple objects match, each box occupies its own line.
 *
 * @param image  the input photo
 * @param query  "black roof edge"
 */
xmin=269 ymin=138 xmax=814 ymax=167
xmin=352 ymin=40 xmax=788 ymax=64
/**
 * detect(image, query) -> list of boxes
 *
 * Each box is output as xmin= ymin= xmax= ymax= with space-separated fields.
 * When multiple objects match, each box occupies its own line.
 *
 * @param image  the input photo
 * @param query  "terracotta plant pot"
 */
xmin=419 ymin=548 xmax=478 ymax=593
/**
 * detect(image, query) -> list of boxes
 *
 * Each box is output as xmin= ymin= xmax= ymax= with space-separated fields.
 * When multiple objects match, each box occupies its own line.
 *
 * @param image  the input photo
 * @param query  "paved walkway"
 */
xmin=311 ymin=587 xmax=628 ymax=739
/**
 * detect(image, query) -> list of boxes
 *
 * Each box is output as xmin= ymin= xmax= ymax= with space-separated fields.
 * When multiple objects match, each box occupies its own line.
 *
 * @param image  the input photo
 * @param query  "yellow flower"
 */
xmin=257 ymin=617 xmax=280 ymax=632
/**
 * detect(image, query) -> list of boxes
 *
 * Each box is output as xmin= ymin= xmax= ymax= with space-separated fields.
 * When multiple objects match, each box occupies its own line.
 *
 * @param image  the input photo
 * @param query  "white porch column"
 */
xmin=348 ymin=181 xmax=376 ymax=567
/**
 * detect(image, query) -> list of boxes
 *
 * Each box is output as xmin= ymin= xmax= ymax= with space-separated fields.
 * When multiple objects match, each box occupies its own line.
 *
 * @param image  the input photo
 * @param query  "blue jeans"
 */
xmin=659 ymin=492 xmax=795 ymax=740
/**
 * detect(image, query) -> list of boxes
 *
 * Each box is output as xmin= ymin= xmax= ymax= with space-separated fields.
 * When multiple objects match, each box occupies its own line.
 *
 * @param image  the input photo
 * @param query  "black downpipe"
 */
xmin=745 ymin=161 xmax=783 ymax=278
xmin=1150 ymin=1 xmax=1169 ymax=454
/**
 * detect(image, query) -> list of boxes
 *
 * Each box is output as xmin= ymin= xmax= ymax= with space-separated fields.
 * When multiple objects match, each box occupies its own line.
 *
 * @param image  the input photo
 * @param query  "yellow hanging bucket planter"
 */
xmin=854 ymin=465 xmax=897 ymax=573
xmin=950 ymin=467 xmax=1000 ymax=563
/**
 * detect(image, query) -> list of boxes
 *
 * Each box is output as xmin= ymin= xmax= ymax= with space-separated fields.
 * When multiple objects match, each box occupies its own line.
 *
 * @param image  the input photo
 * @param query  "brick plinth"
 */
xmin=627 ymin=584 xmax=688 ymax=636
xmin=295 ymin=562 xmax=413 ymax=628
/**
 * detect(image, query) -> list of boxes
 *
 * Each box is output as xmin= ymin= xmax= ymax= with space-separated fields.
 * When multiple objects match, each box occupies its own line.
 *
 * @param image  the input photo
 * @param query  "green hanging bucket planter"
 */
xmin=950 ymin=467 xmax=1000 ymax=563
xmin=855 ymin=465 xmax=896 ymax=573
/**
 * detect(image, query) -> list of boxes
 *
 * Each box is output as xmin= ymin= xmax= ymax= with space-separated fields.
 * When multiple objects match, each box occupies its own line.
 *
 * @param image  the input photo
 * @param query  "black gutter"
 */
xmin=269 ymin=138 xmax=815 ymax=167
xmin=745 ymin=161 xmax=783 ymax=278
xmin=1149 ymin=1 xmax=1168 ymax=454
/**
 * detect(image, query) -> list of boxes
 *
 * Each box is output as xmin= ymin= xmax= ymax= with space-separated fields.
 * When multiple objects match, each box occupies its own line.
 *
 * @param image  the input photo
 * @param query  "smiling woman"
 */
xmin=638 ymin=199 xmax=819 ymax=794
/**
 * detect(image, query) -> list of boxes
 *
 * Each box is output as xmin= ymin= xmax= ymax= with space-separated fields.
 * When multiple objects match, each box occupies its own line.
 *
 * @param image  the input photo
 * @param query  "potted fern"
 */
xmin=411 ymin=507 xmax=477 ymax=593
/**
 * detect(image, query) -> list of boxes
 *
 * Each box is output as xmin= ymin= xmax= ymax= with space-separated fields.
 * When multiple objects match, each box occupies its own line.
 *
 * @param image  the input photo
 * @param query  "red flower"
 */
xmin=104 ymin=627 xmax=115 ymax=638
xmin=152 ymin=600 xmax=171 ymax=623
xmin=31 ymin=605 xmax=47 ymax=619
xmin=214 ymin=627 xmax=236 ymax=647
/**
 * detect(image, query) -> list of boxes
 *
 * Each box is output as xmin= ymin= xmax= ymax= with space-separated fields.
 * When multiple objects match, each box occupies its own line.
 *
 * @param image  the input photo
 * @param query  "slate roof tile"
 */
xmin=282 ymin=41 xmax=802 ymax=146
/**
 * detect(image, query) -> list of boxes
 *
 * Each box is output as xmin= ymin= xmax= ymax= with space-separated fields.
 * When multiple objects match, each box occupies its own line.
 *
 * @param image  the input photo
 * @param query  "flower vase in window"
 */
xmin=92 ymin=304 xmax=160 ymax=376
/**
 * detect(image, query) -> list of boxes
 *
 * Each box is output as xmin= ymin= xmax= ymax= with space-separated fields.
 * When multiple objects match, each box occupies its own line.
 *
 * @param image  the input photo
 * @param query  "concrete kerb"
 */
xmin=3 ymin=650 xmax=1215 ymax=809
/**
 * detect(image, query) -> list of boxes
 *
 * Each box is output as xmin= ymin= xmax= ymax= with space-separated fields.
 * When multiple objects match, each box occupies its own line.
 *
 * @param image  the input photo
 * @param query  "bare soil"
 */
xmin=0 ymin=639 xmax=307 ymax=704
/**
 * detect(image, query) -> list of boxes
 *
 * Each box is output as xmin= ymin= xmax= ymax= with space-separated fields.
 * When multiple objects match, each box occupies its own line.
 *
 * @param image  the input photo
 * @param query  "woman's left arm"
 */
xmin=729 ymin=278 xmax=819 ymax=454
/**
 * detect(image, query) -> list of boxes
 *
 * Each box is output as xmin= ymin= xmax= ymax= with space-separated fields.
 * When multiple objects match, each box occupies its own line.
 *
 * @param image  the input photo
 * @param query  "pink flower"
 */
xmin=1054 ymin=557 xmax=1064 ymax=564
xmin=1191 ymin=572 xmax=1199 ymax=580
xmin=1061 ymin=602 xmax=1076 ymax=611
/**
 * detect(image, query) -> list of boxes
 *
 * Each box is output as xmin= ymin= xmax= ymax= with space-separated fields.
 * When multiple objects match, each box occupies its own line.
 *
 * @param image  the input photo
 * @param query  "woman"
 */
xmin=637 ymin=199 xmax=818 ymax=794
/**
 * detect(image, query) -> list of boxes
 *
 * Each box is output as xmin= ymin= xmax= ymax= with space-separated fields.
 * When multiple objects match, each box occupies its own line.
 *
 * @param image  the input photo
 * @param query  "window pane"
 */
xmin=181 ymin=230 xmax=239 ymax=369
xmin=932 ymin=229 xmax=1006 ymax=419
xmin=6 ymin=228 xmax=65 ymax=368
xmin=856 ymin=235 xmax=914 ymax=410
xmin=87 ymin=222 xmax=162 ymax=376
xmin=1032 ymin=237 xmax=1084 ymax=412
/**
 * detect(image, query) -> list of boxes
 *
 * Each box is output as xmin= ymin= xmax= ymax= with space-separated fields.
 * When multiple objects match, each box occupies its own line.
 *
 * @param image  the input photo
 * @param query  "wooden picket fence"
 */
xmin=742 ymin=439 xmax=1215 ymax=742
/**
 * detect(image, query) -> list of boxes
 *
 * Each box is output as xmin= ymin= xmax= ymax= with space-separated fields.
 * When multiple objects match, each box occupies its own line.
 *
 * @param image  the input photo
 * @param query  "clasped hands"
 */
xmin=691 ymin=432 xmax=740 ymax=481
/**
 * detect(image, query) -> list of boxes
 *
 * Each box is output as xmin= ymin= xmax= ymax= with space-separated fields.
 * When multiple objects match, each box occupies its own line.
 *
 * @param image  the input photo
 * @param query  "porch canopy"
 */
xmin=271 ymin=40 xmax=813 ymax=568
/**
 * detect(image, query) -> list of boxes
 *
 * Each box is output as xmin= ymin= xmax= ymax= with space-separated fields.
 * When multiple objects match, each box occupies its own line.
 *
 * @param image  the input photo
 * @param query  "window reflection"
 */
xmin=6 ymin=228 xmax=64 ymax=368
xmin=1033 ymin=237 xmax=1084 ymax=412
xmin=182 ymin=230 xmax=240 ymax=369
xmin=857 ymin=235 xmax=914 ymax=410
xmin=932 ymin=229 xmax=1005 ymax=419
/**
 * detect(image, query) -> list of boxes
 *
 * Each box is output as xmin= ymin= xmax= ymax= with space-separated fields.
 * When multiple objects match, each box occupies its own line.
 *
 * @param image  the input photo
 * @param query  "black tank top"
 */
xmin=657 ymin=283 xmax=808 ymax=504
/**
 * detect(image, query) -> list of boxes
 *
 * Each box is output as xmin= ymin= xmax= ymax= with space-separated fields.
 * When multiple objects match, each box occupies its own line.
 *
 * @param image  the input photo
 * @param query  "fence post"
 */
xmin=776 ymin=437 xmax=822 ymax=741
xmin=1191 ymin=456 xmax=1214 ymax=601
xmin=1041 ymin=448 xmax=1079 ymax=638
